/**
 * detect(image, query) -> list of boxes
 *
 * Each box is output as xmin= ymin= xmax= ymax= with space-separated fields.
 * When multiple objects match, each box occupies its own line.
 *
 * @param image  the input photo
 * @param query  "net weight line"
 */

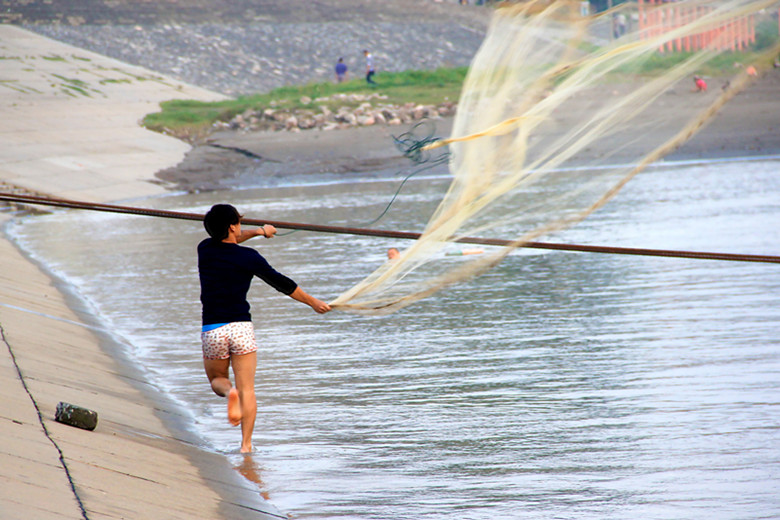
xmin=1 ymin=192 xmax=778 ymax=264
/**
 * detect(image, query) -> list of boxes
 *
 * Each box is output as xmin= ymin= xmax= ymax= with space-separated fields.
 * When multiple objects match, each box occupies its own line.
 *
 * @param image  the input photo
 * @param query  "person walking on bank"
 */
xmin=198 ymin=204 xmax=331 ymax=453
xmin=363 ymin=49 xmax=376 ymax=85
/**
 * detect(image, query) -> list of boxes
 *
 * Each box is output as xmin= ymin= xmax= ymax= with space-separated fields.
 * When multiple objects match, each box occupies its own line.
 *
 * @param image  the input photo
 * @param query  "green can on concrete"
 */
xmin=55 ymin=401 xmax=98 ymax=431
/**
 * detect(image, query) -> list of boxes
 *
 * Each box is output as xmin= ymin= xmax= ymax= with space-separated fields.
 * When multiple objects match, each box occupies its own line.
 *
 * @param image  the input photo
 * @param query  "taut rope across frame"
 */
xmin=1 ymin=192 xmax=777 ymax=265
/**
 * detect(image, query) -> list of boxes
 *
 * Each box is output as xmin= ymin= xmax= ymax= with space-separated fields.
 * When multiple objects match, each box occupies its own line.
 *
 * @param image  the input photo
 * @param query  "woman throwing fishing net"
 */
xmin=198 ymin=204 xmax=331 ymax=453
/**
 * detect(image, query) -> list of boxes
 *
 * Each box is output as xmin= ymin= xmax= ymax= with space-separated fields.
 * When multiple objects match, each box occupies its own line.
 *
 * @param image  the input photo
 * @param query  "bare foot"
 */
xmin=227 ymin=388 xmax=241 ymax=426
xmin=240 ymin=443 xmax=253 ymax=453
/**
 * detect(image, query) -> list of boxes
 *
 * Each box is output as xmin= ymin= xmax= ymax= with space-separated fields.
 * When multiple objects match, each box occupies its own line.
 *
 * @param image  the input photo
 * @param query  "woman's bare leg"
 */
xmin=204 ymin=358 xmax=241 ymax=426
xmin=231 ymin=351 xmax=257 ymax=453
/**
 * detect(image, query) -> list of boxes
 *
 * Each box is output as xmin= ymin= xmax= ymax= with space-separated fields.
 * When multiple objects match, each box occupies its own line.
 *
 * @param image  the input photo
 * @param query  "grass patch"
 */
xmin=50 ymin=73 xmax=104 ymax=97
xmin=143 ymin=44 xmax=770 ymax=141
xmin=0 ymin=80 xmax=32 ymax=93
xmin=99 ymin=78 xmax=132 ymax=85
xmin=621 ymin=50 xmax=768 ymax=76
xmin=143 ymin=67 xmax=468 ymax=139
xmin=51 ymin=73 xmax=89 ymax=87
xmin=61 ymin=83 xmax=91 ymax=97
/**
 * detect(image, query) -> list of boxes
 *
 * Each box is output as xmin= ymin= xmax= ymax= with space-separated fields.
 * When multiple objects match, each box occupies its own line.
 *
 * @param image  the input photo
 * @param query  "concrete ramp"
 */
xmin=0 ymin=25 xmax=226 ymax=203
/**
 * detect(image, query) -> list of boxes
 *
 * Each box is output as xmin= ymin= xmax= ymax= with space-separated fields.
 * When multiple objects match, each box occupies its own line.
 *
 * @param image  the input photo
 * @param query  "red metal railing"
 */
xmin=636 ymin=0 xmax=762 ymax=52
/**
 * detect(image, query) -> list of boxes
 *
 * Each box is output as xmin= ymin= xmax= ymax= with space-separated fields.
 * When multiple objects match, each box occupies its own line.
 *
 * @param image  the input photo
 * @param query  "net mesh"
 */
xmin=331 ymin=0 xmax=780 ymax=314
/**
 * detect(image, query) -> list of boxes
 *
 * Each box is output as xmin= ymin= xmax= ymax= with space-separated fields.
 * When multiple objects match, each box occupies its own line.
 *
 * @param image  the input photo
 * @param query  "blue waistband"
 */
xmin=202 ymin=322 xmax=229 ymax=332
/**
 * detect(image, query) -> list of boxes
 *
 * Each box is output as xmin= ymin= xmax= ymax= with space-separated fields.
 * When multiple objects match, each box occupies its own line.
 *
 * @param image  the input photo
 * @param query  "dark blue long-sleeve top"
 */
xmin=198 ymin=238 xmax=298 ymax=326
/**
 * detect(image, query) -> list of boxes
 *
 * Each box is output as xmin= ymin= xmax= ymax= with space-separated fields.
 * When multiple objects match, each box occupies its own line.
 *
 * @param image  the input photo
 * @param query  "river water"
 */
xmin=8 ymin=157 xmax=780 ymax=519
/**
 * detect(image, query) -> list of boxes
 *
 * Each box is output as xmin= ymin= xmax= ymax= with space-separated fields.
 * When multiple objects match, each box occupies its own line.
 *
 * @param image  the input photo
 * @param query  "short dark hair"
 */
xmin=204 ymin=204 xmax=240 ymax=240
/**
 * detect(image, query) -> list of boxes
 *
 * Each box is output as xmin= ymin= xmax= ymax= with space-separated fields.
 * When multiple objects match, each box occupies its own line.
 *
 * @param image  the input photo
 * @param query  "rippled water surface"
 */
xmin=9 ymin=159 xmax=780 ymax=519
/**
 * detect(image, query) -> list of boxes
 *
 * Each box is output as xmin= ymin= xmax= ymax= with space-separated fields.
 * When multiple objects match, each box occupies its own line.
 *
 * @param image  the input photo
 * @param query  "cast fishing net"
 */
xmin=331 ymin=0 xmax=780 ymax=314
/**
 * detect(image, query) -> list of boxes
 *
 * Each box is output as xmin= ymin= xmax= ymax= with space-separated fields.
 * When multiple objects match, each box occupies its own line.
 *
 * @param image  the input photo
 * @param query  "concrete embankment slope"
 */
xmin=0 ymin=25 xmax=281 ymax=519
xmin=0 ymin=215 xmax=283 ymax=519
xmin=0 ymin=24 xmax=224 ymax=201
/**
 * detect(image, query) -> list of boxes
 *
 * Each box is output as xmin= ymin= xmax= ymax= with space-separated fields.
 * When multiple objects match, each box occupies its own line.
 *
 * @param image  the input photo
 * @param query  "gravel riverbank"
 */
xmin=16 ymin=1 xmax=490 ymax=96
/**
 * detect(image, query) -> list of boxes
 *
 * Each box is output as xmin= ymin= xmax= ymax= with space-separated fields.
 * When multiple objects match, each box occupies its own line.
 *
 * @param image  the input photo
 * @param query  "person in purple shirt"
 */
xmin=335 ymin=57 xmax=348 ymax=82
xmin=198 ymin=204 xmax=330 ymax=452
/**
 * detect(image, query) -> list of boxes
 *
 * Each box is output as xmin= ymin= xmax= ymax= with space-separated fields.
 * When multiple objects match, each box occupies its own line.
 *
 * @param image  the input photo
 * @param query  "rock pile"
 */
xmin=218 ymin=92 xmax=457 ymax=133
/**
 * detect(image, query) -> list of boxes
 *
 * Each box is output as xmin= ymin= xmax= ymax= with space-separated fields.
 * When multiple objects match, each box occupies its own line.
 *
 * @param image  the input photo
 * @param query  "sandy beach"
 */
xmin=1 ymin=3 xmax=779 ymax=518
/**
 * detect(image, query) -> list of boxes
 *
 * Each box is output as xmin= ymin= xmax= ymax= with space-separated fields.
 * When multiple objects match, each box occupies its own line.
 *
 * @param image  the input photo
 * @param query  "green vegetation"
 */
xmin=61 ymin=84 xmax=90 ymax=96
xmin=144 ymin=40 xmax=776 ymax=141
xmin=50 ymin=73 xmax=105 ymax=97
xmin=621 ymin=49 xmax=772 ymax=77
xmin=0 ymin=80 xmax=32 ymax=93
xmin=754 ymin=18 xmax=780 ymax=51
xmin=99 ymin=78 xmax=132 ymax=85
xmin=51 ymin=73 xmax=89 ymax=87
xmin=143 ymin=67 xmax=468 ymax=139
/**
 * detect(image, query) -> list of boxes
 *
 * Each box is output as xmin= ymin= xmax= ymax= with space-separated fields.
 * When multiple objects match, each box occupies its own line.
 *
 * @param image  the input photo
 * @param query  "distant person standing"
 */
xmin=335 ymin=57 xmax=348 ymax=83
xmin=618 ymin=13 xmax=627 ymax=34
xmin=363 ymin=49 xmax=376 ymax=85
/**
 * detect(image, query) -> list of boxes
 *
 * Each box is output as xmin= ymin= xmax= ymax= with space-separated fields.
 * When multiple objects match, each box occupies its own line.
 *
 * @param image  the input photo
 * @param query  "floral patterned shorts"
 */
xmin=201 ymin=321 xmax=257 ymax=360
